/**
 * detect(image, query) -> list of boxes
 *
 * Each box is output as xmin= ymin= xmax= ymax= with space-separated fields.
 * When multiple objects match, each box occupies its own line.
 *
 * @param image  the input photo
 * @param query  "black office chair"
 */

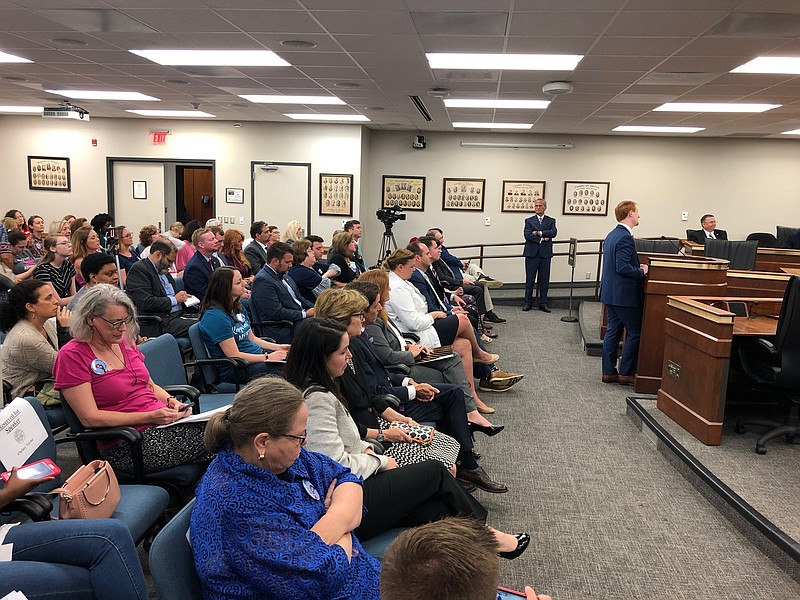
xmin=704 ymin=239 xmax=758 ymax=270
xmin=634 ymin=238 xmax=681 ymax=254
xmin=735 ymin=275 xmax=800 ymax=454
xmin=776 ymin=225 xmax=800 ymax=248
xmin=745 ymin=232 xmax=778 ymax=248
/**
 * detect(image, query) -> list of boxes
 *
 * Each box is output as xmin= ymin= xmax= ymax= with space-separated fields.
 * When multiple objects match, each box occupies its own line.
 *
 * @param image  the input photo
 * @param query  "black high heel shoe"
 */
xmin=468 ymin=422 xmax=504 ymax=437
xmin=499 ymin=532 xmax=531 ymax=560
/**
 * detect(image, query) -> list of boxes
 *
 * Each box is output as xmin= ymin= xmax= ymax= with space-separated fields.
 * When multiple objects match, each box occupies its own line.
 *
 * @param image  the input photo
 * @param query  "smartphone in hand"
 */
xmin=1 ymin=458 xmax=61 ymax=482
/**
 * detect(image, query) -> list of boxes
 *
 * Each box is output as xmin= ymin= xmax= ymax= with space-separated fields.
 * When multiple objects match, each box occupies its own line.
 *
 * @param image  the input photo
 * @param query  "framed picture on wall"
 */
xmin=132 ymin=180 xmax=147 ymax=200
xmin=443 ymin=178 xmax=485 ymax=211
xmin=225 ymin=187 xmax=245 ymax=204
xmin=382 ymin=175 xmax=425 ymax=211
xmin=320 ymin=173 xmax=353 ymax=216
xmin=501 ymin=180 xmax=546 ymax=213
xmin=563 ymin=181 xmax=610 ymax=216
xmin=28 ymin=156 xmax=70 ymax=192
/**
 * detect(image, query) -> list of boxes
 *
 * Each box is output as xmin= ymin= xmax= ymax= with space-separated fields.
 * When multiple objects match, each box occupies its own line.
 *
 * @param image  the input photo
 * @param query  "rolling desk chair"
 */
xmin=704 ymin=239 xmax=758 ymax=271
xmin=745 ymin=232 xmax=778 ymax=248
xmin=777 ymin=225 xmax=800 ymax=248
xmin=735 ymin=275 xmax=800 ymax=454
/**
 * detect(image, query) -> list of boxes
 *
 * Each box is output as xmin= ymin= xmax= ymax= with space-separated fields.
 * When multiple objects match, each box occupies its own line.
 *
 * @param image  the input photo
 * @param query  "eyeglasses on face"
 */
xmin=283 ymin=432 xmax=307 ymax=445
xmin=96 ymin=315 xmax=134 ymax=330
xmin=351 ymin=311 xmax=365 ymax=321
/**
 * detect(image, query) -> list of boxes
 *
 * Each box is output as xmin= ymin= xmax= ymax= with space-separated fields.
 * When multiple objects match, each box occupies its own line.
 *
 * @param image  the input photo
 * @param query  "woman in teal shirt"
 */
xmin=199 ymin=267 xmax=289 ymax=382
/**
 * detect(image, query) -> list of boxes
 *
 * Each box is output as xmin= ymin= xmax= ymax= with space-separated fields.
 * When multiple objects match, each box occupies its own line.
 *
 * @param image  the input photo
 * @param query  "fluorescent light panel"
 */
xmin=654 ymin=102 xmax=780 ymax=113
xmin=239 ymin=94 xmax=344 ymax=105
xmin=452 ymin=122 xmax=532 ymax=129
xmin=284 ymin=113 xmax=369 ymax=122
xmin=47 ymin=90 xmax=159 ymax=101
xmin=126 ymin=110 xmax=215 ymax=117
xmin=780 ymin=128 xmax=800 ymax=135
xmin=130 ymin=49 xmax=289 ymax=67
xmin=0 ymin=106 xmax=43 ymax=113
xmin=445 ymin=99 xmax=550 ymax=109
xmin=613 ymin=125 xmax=705 ymax=133
xmin=731 ymin=57 xmax=800 ymax=74
xmin=0 ymin=51 xmax=31 ymax=63
xmin=427 ymin=53 xmax=582 ymax=71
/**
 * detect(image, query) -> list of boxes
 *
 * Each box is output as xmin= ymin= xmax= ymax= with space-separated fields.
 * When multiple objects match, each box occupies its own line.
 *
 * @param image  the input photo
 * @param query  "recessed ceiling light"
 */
xmin=0 ymin=106 xmax=43 ymax=113
xmin=163 ymin=79 xmax=190 ymax=85
xmin=613 ymin=125 xmax=705 ymax=133
xmin=427 ymin=53 xmax=582 ymax=71
xmin=334 ymin=82 xmax=361 ymax=89
xmin=126 ymin=110 xmax=216 ymax=117
xmin=46 ymin=90 xmax=160 ymax=101
xmin=780 ymin=128 xmax=800 ymax=135
xmin=365 ymin=106 xmax=384 ymax=111
xmin=452 ymin=122 xmax=533 ymax=129
xmin=284 ymin=113 xmax=369 ymax=122
xmin=654 ymin=102 xmax=780 ymax=113
xmin=50 ymin=38 xmax=88 ymax=47
xmin=281 ymin=40 xmax=317 ymax=49
xmin=239 ymin=94 xmax=345 ymax=105
xmin=731 ymin=57 xmax=800 ymax=74
xmin=445 ymin=99 xmax=550 ymax=109
xmin=130 ymin=49 xmax=289 ymax=67
xmin=0 ymin=51 xmax=31 ymax=64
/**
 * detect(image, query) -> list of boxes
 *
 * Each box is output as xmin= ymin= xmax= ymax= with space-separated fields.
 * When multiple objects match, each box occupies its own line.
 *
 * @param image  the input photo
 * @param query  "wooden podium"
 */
xmin=634 ymin=254 xmax=728 ymax=394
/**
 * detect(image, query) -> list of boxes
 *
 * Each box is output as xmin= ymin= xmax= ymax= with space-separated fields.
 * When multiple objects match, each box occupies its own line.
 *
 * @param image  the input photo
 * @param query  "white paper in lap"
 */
xmin=0 ymin=398 xmax=48 ymax=469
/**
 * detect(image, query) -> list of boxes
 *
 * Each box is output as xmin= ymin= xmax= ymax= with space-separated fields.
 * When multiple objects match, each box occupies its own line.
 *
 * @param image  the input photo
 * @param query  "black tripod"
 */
xmin=375 ymin=224 xmax=398 ymax=267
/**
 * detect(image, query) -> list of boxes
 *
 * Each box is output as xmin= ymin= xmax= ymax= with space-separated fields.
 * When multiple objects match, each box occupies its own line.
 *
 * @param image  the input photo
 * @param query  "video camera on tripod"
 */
xmin=376 ymin=204 xmax=406 ymax=228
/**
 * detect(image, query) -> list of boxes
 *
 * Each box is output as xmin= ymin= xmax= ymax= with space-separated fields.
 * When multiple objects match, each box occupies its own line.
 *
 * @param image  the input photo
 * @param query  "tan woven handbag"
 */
xmin=52 ymin=460 xmax=120 ymax=519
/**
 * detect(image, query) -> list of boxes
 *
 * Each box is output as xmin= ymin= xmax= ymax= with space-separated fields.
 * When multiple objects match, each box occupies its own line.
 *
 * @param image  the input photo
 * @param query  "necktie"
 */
xmin=208 ymin=258 xmax=214 ymax=271
xmin=282 ymin=276 xmax=302 ymax=307
xmin=538 ymin=215 xmax=543 ymax=226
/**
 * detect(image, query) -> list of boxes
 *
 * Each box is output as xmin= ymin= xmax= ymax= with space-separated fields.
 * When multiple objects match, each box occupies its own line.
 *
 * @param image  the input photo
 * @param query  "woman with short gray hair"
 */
xmin=54 ymin=284 xmax=212 ymax=473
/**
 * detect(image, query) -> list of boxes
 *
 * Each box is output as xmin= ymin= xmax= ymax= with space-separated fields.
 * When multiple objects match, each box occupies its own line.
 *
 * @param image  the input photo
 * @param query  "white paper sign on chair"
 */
xmin=0 ymin=398 xmax=48 ymax=468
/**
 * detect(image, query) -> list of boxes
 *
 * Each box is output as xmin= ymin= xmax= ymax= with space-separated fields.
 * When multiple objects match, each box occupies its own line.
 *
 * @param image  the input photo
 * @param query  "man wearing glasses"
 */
xmin=126 ymin=239 xmax=198 ymax=338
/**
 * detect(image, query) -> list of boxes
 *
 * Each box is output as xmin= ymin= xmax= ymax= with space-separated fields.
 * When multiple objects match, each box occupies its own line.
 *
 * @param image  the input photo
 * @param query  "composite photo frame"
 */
xmin=443 ymin=177 xmax=485 ymax=211
xmin=563 ymin=181 xmax=610 ymax=216
xmin=382 ymin=175 xmax=425 ymax=211
xmin=320 ymin=173 xmax=353 ymax=216
xmin=28 ymin=156 xmax=70 ymax=191
xmin=501 ymin=180 xmax=546 ymax=213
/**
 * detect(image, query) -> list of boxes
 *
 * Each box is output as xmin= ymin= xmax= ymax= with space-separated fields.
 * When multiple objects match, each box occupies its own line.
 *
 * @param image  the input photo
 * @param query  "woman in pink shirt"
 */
xmin=175 ymin=220 xmax=201 ymax=274
xmin=54 ymin=284 xmax=211 ymax=473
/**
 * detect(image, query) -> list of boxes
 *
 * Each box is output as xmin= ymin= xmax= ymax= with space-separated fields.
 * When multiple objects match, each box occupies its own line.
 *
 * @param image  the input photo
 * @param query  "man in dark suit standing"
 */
xmin=249 ymin=241 xmax=315 ymax=343
xmin=600 ymin=201 xmax=649 ymax=385
xmin=182 ymin=228 xmax=221 ymax=300
xmin=687 ymin=214 xmax=727 ymax=245
xmin=244 ymin=221 xmax=270 ymax=275
xmin=125 ymin=238 xmax=198 ymax=338
xmin=523 ymin=199 xmax=557 ymax=312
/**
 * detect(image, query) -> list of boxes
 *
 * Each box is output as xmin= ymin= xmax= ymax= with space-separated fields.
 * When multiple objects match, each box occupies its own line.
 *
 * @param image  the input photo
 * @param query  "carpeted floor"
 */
xmin=476 ymin=298 xmax=799 ymax=599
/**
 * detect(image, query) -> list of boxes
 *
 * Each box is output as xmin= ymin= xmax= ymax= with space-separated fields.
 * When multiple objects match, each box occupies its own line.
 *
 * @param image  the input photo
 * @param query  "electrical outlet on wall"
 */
xmin=484 ymin=217 xmax=491 ymax=226
xmin=239 ymin=217 xmax=244 ymax=224
xmin=586 ymin=272 xmax=591 ymax=279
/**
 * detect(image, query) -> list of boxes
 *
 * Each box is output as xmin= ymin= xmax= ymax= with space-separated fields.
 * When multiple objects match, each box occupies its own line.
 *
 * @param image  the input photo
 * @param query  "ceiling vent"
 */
xmin=409 ymin=96 xmax=433 ymax=122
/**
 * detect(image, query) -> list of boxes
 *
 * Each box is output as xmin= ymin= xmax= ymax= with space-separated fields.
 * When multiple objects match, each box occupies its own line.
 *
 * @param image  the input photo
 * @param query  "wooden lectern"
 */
xmin=634 ymin=254 xmax=728 ymax=394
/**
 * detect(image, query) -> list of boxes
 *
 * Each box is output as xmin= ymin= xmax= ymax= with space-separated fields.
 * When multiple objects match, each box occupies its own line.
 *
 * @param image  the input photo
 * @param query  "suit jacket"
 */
xmin=250 ymin=265 xmax=312 ymax=342
xmin=244 ymin=241 xmax=268 ymax=275
xmin=183 ymin=252 xmax=221 ymax=299
xmin=523 ymin=214 xmax=557 ymax=258
xmin=409 ymin=269 xmax=450 ymax=313
xmin=599 ymin=224 xmax=645 ymax=308
xmin=687 ymin=228 xmax=728 ymax=245
xmin=432 ymin=259 xmax=461 ymax=288
xmin=126 ymin=258 xmax=179 ymax=334
xmin=348 ymin=334 xmax=410 ymax=403
xmin=439 ymin=245 xmax=463 ymax=278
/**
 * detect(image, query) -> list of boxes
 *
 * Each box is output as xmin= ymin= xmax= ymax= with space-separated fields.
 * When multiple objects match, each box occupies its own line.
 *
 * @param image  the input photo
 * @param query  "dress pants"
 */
xmin=524 ymin=255 xmax=551 ymax=307
xmin=410 ymin=354 xmax=475 ymax=412
xmin=355 ymin=460 xmax=487 ymax=541
xmin=401 ymin=384 xmax=476 ymax=468
xmin=602 ymin=304 xmax=643 ymax=377
xmin=0 ymin=519 xmax=148 ymax=600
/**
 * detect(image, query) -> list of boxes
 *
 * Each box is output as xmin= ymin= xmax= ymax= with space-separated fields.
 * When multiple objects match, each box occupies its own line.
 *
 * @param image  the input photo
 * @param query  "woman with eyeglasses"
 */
xmin=113 ymin=226 xmax=141 ymax=287
xmin=283 ymin=317 xmax=530 ymax=558
xmin=199 ymin=267 xmax=289 ymax=383
xmin=54 ymin=284 xmax=212 ymax=474
xmin=191 ymin=376 xmax=381 ymax=600
xmin=32 ymin=235 xmax=76 ymax=307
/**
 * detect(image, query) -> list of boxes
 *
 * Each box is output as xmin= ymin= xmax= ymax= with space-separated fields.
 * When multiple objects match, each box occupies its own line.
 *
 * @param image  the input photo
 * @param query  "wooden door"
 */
xmin=178 ymin=166 xmax=213 ymax=224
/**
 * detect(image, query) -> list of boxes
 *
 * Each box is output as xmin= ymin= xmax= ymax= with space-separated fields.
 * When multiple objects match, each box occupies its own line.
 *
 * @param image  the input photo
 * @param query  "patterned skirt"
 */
xmin=377 ymin=416 xmax=460 ymax=469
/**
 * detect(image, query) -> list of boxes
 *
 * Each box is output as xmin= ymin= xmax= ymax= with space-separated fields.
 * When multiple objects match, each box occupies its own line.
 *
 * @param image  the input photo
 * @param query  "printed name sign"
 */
xmin=0 ymin=398 xmax=48 ymax=468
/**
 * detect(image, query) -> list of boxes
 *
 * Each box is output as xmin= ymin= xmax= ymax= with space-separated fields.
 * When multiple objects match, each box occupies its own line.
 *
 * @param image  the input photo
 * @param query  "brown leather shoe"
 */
xmin=456 ymin=466 xmax=508 ymax=494
xmin=617 ymin=374 xmax=636 ymax=386
xmin=456 ymin=479 xmax=477 ymax=493
xmin=601 ymin=373 xmax=618 ymax=384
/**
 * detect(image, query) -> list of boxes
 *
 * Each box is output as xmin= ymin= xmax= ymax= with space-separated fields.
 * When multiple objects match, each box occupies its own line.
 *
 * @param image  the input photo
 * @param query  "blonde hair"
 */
xmin=329 ymin=231 xmax=354 ymax=263
xmin=70 ymin=284 xmax=139 ymax=343
xmin=382 ymin=248 xmax=415 ymax=271
xmin=314 ymin=288 xmax=367 ymax=325
xmin=358 ymin=269 xmax=390 ymax=323
xmin=282 ymin=220 xmax=303 ymax=243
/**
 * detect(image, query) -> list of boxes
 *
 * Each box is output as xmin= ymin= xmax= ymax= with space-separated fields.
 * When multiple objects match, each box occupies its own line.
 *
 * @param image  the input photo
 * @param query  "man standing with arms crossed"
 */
xmin=523 ymin=199 xmax=557 ymax=312
xmin=600 ymin=201 xmax=649 ymax=385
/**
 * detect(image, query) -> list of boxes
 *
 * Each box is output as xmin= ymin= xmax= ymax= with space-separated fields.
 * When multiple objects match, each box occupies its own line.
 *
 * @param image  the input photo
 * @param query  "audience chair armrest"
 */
xmin=386 ymin=364 xmax=411 ymax=376
xmin=67 ymin=427 xmax=146 ymax=481
xmin=374 ymin=393 xmax=401 ymax=409
xmin=3 ymin=494 xmax=53 ymax=521
xmin=756 ymin=338 xmax=778 ymax=355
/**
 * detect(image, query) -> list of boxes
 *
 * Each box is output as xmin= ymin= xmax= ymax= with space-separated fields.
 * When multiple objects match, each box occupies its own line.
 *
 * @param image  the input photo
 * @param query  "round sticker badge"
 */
xmin=91 ymin=358 xmax=108 ymax=375
xmin=303 ymin=480 xmax=321 ymax=501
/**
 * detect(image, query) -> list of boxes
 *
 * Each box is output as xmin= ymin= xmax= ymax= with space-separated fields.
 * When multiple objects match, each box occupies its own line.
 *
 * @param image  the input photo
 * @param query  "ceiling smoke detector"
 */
xmin=542 ymin=81 xmax=573 ymax=96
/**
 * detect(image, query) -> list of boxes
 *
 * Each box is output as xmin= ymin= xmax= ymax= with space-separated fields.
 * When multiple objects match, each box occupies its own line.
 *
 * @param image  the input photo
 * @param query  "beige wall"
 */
xmin=2 ymin=115 xmax=799 ymax=284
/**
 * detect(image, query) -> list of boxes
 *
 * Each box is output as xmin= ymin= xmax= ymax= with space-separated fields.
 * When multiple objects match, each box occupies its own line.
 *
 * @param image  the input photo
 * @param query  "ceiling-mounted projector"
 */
xmin=43 ymin=103 xmax=89 ymax=121
xmin=542 ymin=81 xmax=573 ymax=96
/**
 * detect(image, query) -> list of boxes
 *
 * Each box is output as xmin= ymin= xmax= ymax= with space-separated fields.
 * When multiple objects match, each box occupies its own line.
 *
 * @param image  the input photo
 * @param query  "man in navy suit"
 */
xmin=600 ymin=201 xmax=649 ymax=385
xmin=249 ymin=241 xmax=315 ymax=343
xmin=523 ymin=199 xmax=557 ymax=312
xmin=182 ymin=227 xmax=221 ymax=300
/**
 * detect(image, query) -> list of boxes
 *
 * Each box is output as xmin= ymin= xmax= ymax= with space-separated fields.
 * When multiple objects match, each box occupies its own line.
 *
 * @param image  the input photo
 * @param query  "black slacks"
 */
xmin=355 ymin=459 xmax=487 ymax=541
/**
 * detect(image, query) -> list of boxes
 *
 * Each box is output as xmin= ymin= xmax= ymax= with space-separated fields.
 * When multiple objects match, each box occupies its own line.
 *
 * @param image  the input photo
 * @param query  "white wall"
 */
xmin=2 ymin=115 xmax=799 ymax=284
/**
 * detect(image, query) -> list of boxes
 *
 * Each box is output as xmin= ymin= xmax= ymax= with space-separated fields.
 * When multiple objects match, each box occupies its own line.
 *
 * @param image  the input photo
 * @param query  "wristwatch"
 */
xmin=376 ymin=430 xmax=385 ymax=443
